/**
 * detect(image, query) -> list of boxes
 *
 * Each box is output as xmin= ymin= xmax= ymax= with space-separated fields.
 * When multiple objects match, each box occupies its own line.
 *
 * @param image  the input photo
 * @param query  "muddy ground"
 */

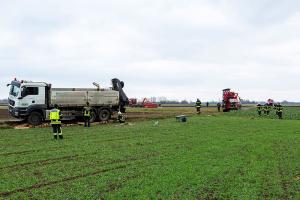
xmin=0 ymin=107 xmax=218 ymax=128
xmin=0 ymin=108 xmax=12 ymax=120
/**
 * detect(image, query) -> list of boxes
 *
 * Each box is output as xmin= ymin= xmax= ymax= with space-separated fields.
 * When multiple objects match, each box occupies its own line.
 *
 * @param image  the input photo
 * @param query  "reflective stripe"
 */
xmin=83 ymin=107 xmax=91 ymax=117
xmin=51 ymin=120 xmax=61 ymax=125
xmin=84 ymin=110 xmax=91 ymax=117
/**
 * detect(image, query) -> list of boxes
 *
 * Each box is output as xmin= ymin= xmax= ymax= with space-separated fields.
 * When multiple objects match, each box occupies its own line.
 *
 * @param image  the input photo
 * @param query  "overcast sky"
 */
xmin=1 ymin=0 xmax=300 ymax=102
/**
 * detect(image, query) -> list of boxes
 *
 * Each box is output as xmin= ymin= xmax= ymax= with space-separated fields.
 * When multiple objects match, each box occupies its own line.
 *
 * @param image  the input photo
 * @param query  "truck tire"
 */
xmin=89 ymin=111 xmax=97 ymax=123
xmin=99 ymin=109 xmax=111 ymax=121
xmin=28 ymin=111 xmax=43 ymax=126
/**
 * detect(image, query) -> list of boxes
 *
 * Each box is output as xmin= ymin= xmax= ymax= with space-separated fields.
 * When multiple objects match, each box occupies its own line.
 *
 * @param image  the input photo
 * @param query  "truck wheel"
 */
xmin=99 ymin=109 xmax=111 ymax=121
xmin=89 ymin=111 xmax=97 ymax=123
xmin=28 ymin=112 xmax=43 ymax=126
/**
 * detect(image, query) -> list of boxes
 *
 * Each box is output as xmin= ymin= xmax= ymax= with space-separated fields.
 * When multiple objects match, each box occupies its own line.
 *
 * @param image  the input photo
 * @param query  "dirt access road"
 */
xmin=0 ymin=106 xmax=220 ymax=127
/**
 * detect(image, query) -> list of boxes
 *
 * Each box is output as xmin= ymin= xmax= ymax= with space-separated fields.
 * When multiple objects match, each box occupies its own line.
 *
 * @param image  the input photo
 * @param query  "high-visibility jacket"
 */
xmin=277 ymin=106 xmax=283 ymax=113
xmin=83 ymin=106 xmax=91 ymax=117
xmin=195 ymin=101 xmax=202 ymax=108
xmin=264 ymin=105 xmax=271 ymax=111
xmin=50 ymin=109 xmax=61 ymax=124
xmin=257 ymin=106 xmax=262 ymax=111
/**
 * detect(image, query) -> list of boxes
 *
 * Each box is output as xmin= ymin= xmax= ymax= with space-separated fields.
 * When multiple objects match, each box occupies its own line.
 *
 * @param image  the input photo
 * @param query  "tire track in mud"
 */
xmin=1 ymin=129 xmax=196 ymax=171
xmin=1 ymin=136 xmax=189 ymax=197
xmin=0 ymin=150 xmax=35 ymax=156
xmin=0 ymin=155 xmax=79 ymax=170
xmin=0 ymin=153 xmax=159 ymax=197
xmin=0 ymin=137 xmax=160 ymax=171
xmin=0 ymin=135 xmax=140 ymax=157
xmin=0 ymin=146 xmax=65 ymax=157
xmin=0 ymin=165 xmax=128 ymax=197
xmin=98 ymin=174 xmax=142 ymax=199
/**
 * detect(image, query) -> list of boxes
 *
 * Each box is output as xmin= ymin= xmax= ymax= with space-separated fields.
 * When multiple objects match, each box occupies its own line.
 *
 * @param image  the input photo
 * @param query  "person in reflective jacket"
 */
xmin=195 ymin=99 xmax=202 ymax=114
xmin=117 ymin=111 xmax=125 ymax=123
xmin=277 ymin=103 xmax=283 ymax=119
xmin=83 ymin=102 xmax=92 ymax=127
xmin=257 ymin=104 xmax=262 ymax=116
xmin=50 ymin=104 xmax=63 ymax=139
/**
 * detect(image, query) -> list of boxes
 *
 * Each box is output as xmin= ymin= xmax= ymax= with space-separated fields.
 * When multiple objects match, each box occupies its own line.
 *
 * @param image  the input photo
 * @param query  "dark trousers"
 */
xmin=258 ymin=111 xmax=261 ymax=116
xmin=278 ymin=112 xmax=283 ymax=119
xmin=196 ymin=107 xmax=201 ymax=113
xmin=52 ymin=124 xmax=62 ymax=139
xmin=84 ymin=116 xmax=90 ymax=127
xmin=218 ymin=107 xmax=221 ymax=112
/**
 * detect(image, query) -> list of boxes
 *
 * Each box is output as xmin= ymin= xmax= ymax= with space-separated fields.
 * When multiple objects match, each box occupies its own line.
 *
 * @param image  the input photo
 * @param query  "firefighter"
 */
xmin=83 ymin=102 xmax=91 ymax=127
xmin=50 ymin=104 xmax=63 ymax=139
xmin=274 ymin=103 xmax=278 ymax=115
xmin=217 ymin=103 xmax=221 ymax=112
xmin=195 ymin=99 xmax=202 ymax=114
xmin=277 ymin=103 xmax=283 ymax=119
xmin=206 ymin=102 xmax=209 ymax=107
xmin=267 ymin=104 xmax=272 ymax=116
xmin=117 ymin=111 xmax=125 ymax=123
xmin=256 ymin=104 xmax=262 ymax=116
xmin=263 ymin=104 xmax=270 ymax=115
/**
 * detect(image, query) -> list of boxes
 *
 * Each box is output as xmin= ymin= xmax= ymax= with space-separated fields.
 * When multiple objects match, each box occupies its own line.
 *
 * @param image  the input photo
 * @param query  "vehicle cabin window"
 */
xmin=27 ymin=87 xmax=39 ymax=95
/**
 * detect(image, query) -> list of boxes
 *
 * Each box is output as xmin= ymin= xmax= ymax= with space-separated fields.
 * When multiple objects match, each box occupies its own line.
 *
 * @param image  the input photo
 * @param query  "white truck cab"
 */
xmin=8 ymin=80 xmax=48 ymax=125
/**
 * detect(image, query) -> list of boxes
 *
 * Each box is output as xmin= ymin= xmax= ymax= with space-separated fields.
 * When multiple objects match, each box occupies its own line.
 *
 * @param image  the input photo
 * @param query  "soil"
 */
xmin=0 ymin=107 xmax=200 ymax=128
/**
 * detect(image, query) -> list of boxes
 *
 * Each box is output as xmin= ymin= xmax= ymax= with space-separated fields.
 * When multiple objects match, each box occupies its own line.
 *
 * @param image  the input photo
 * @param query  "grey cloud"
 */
xmin=1 ymin=0 xmax=300 ymax=101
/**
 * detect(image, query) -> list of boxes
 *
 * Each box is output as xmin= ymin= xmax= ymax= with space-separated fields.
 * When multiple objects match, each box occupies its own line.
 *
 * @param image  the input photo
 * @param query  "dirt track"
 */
xmin=0 ymin=108 xmax=12 ymax=120
xmin=0 ymin=107 xmax=219 ymax=128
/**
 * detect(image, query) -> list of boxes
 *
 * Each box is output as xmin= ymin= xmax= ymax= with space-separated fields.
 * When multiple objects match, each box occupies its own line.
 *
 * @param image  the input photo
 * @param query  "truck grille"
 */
xmin=9 ymin=99 xmax=15 ymax=106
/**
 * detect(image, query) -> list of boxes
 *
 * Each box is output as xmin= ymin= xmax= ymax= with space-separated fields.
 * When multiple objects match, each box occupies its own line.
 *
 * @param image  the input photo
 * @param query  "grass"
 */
xmin=126 ymin=107 xmax=220 ymax=114
xmin=227 ymin=106 xmax=300 ymax=120
xmin=0 ymin=114 xmax=300 ymax=199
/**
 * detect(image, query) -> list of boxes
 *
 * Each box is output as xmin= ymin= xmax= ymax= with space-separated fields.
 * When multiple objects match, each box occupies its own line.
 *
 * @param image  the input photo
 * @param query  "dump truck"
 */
xmin=222 ymin=88 xmax=241 ymax=112
xmin=7 ymin=78 xmax=128 ymax=125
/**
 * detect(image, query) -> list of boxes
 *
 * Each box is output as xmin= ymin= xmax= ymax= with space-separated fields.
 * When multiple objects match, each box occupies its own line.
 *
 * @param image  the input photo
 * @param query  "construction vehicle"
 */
xmin=7 ymin=78 xmax=128 ymax=125
xmin=128 ymin=98 xmax=159 ymax=108
xmin=142 ymin=98 xmax=159 ymax=108
xmin=222 ymin=88 xmax=241 ymax=112
xmin=128 ymin=98 xmax=138 ymax=107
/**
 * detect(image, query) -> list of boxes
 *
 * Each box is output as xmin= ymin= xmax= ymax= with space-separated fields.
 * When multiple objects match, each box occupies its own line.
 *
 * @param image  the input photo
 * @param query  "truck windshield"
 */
xmin=10 ymin=85 xmax=20 ymax=97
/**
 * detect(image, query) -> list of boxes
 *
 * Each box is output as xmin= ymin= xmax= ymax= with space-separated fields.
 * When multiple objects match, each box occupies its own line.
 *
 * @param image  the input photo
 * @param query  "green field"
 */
xmin=229 ymin=106 xmax=300 ymax=120
xmin=1 ymin=113 xmax=300 ymax=199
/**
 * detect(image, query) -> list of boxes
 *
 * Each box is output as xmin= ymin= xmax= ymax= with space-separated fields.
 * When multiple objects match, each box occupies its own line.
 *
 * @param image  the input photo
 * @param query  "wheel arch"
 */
xmin=27 ymin=104 xmax=47 ymax=119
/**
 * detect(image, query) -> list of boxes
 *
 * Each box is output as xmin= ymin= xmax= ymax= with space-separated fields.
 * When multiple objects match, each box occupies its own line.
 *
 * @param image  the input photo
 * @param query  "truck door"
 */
xmin=20 ymin=86 xmax=45 ymax=107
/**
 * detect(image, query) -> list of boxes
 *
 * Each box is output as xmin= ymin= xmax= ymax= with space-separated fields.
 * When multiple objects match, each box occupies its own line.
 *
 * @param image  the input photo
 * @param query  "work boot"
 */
xmin=54 ymin=135 xmax=58 ymax=139
xmin=59 ymin=135 xmax=63 ymax=139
